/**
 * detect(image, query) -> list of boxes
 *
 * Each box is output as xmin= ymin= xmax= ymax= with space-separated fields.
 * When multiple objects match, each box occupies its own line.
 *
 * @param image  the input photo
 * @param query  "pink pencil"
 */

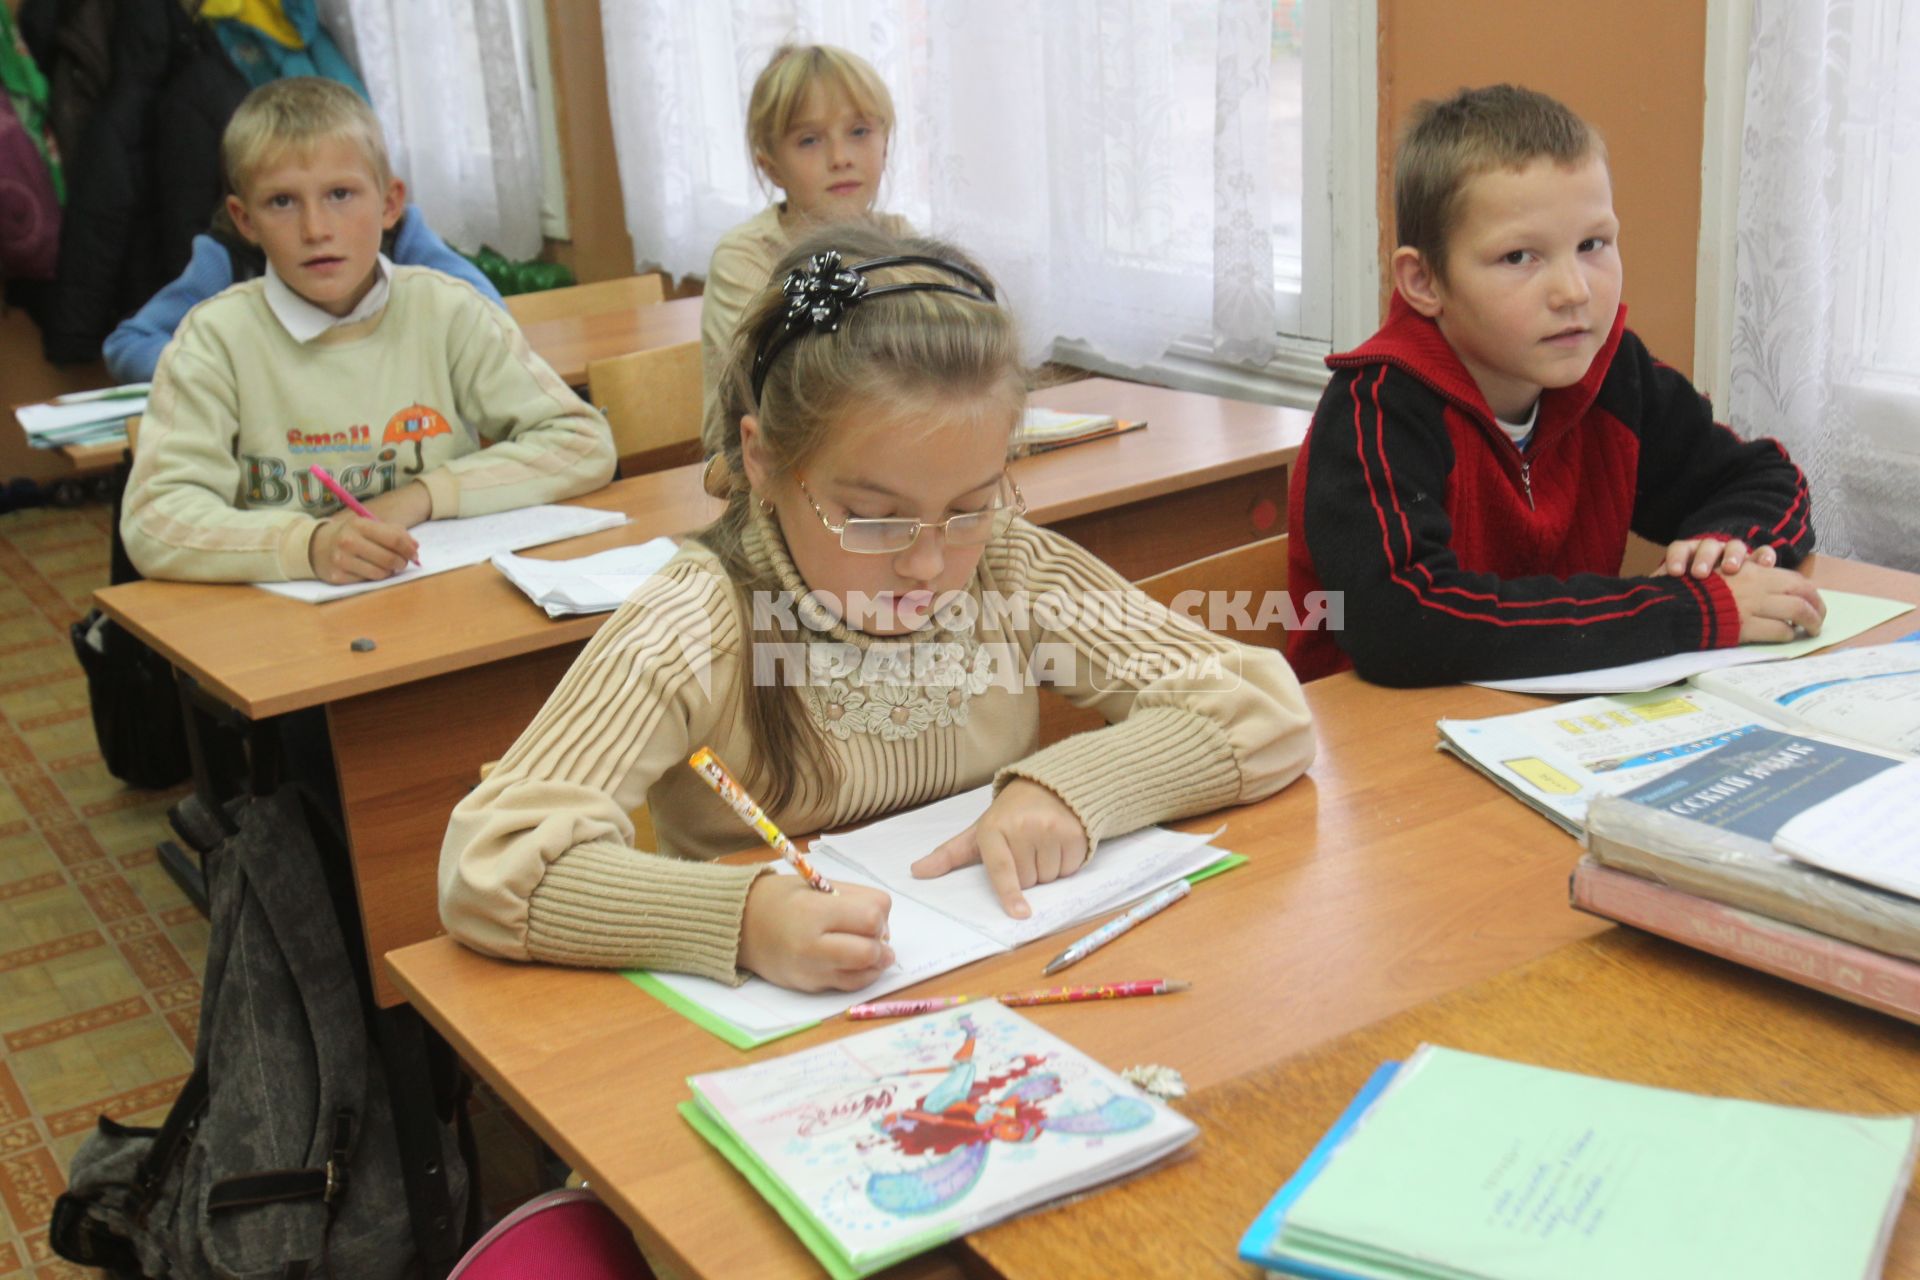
xmin=310 ymin=465 xmax=420 ymax=565
xmin=846 ymin=979 xmax=1190 ymax=1020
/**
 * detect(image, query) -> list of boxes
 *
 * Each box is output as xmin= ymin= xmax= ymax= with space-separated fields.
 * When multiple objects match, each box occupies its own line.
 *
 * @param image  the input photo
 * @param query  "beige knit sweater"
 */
xmin=439 ymin=512 xmax=1315 ymax=983
xmin=123 ymin=267 xmax=616 ymax=583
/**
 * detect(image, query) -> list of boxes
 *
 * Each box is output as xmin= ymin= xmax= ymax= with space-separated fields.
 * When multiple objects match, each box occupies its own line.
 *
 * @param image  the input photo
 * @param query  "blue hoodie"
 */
xmin=103 ymin=204 xmax=505 ymax=383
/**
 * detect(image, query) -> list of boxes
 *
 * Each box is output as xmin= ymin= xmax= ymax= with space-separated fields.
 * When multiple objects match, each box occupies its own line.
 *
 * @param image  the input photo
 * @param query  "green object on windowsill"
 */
xmin=461 ymin=247 xmax=576 ymax=297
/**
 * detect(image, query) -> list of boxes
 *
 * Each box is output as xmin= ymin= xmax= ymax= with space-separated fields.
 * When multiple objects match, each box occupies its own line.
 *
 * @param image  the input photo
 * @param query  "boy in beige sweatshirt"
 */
xmin=122 ymin=78 xmax=615 ymax=585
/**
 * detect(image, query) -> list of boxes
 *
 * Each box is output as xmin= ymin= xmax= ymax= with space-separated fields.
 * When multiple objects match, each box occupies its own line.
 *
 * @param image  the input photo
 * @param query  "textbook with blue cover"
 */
xmin=1239 ymin=1045 xmax=1918 ymax=1280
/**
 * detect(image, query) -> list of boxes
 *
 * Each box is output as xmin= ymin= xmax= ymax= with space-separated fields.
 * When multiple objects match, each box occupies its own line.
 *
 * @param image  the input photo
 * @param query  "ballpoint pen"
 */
xmin=1041 ymin=879 xmax=1190 ymax=975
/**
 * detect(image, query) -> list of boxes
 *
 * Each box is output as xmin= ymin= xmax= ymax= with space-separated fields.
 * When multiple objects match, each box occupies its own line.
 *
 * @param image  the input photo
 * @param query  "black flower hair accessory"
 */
xmin=781 ymin=251 xmax=870 ymax=333
xmin=749 ymin=252 xmax=999 ymax=401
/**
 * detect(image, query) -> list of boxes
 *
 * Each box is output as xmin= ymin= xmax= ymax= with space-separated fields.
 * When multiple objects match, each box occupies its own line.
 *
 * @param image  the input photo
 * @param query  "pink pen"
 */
xmin=310 ymin=465 xmax=419 ymax=565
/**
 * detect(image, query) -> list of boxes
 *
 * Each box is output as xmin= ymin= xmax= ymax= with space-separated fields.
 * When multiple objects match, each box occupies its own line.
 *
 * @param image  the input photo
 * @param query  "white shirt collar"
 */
xmin=263 ymin=253 xmax=394 ymax=343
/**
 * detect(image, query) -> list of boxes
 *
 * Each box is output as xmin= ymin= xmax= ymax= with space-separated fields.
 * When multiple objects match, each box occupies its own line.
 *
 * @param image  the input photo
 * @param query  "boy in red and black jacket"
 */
xmin=1287 ymin=85 xmax=1820 ymax=686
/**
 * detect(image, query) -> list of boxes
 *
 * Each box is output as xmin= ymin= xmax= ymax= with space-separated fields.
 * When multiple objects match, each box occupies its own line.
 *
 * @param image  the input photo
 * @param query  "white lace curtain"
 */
xmin=602 ymin=0 xmax=1277 ymax=367
xmin=317 ymin=0 xmax=547 ymax=259
xmin=1730 ymin=0 xmax=1920 ymax=569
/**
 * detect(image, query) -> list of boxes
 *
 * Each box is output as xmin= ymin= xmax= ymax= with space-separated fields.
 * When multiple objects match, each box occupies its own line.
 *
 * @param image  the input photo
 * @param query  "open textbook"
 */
xmin=1438 ymin=639 xmax=1920 ymax=834
xmin=629 ymin=786 xmax=1238 ymax=1047
xmin=684 ymin=1002 xmax=1198 ymax=1279
xmin=1238 ymin=1045 xmax=1917 ymax=1280
xmin=255 ymin=504 xmax=627 ymax=602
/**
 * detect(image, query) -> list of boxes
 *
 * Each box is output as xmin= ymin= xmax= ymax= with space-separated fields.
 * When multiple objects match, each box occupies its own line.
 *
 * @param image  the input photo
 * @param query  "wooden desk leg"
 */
xmin=1048 ymin=466 xmax=1286 ymax=580
xmin=329 ymin=644 xmax=586 ymax=1007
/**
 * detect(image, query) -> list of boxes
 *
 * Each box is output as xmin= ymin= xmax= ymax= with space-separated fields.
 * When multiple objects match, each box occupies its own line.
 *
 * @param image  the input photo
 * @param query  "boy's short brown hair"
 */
xmin=746 ymin=44 xmax=895 ymax=165
xmin=222 ymin=77 xmax=392 ymax=199
xmin=1395 ymin=84 xmax=1605 ymax=282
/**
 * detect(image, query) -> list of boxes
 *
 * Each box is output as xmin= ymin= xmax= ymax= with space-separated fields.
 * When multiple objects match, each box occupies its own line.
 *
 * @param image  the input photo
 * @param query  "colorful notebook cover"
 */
xmin=683 ymin=1002 xmax=1198 ymax=1277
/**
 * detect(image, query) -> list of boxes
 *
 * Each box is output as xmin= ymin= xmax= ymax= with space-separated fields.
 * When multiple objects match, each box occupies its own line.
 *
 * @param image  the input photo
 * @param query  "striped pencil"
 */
xmin=846 ymin=979 xmax=1190 ymax=1020
xmin=687 ymin=747 xmax=833 ymax=893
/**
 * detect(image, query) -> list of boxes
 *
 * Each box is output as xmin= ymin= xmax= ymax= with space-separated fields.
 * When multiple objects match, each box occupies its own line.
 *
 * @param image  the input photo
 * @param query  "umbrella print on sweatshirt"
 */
xmin=382 ymin=404 xmax=454 ymax=475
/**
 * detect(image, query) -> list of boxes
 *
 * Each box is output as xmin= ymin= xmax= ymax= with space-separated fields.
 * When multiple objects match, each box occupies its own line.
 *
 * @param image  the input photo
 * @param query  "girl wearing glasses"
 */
xmin=440 ymin=227 xmax=1316 ymax=994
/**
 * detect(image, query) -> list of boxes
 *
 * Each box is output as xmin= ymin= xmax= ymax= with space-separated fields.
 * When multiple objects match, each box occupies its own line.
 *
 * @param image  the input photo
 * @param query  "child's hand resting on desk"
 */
xmin=909 ymin=780 xmax=1089 ymax=920
xmin=1724 ymin=559 xmax=1827 ymax=643
xmin=738 ymin=876 xmax=894 ymax=992
xmin=306 ymin=482 xmax=430 ymax=584
xmin=1659 ymin=536 xmax=1775 ymax=578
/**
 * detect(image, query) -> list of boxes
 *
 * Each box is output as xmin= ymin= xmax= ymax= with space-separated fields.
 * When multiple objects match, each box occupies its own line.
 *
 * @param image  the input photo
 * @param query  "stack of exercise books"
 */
xmin=1017 ymin=406 xmax=1144 ymax=453
xmin=1439 ymin=640 xmax=1920 ymax=1021
xmin=1239 ymin=1044 xmax=1917 ymax=1280
xmin=13 ymin=385 xmax=148 ymax=449
xmin=682 ymin=1001 xmax=1197 ymax=1278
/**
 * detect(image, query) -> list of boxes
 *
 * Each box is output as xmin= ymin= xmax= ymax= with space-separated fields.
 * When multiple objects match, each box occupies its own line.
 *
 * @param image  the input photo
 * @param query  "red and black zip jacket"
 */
xmin=1285 ymin=297 xmax=1814 ymax=686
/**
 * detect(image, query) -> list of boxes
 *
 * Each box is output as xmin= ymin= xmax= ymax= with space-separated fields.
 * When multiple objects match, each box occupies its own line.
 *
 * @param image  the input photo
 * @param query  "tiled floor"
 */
xmin=0 ymin=500 xmax=188 ymax=1278
xmin=0 ymin=501 xmax=548 ymax=1276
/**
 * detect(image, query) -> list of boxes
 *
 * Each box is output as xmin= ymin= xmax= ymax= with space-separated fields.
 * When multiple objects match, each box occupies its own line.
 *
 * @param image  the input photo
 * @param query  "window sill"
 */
xmin=1050 ymin=333 xmax=1333 ymax=411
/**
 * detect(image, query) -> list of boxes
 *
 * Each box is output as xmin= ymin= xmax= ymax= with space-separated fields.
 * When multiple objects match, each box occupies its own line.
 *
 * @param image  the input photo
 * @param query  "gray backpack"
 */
xmin=50 ymin=788 xmax=470 ymax=1278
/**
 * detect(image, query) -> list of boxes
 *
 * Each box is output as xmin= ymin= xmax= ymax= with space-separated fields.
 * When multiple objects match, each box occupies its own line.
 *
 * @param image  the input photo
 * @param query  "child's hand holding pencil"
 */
xmin=691 ymin=747 xmax=895 ymax=993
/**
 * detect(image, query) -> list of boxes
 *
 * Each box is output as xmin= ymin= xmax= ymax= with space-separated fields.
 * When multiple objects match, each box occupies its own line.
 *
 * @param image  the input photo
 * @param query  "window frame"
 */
xmin=1055 ymin=0 xmax=1379 ymax=411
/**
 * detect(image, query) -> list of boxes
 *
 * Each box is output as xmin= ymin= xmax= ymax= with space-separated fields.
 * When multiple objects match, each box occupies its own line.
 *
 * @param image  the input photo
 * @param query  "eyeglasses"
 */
xmin=794 ymin=475 xmax=1026 ymax=554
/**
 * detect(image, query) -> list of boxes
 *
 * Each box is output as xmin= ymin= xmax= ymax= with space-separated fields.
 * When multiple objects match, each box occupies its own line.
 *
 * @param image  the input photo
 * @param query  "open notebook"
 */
xmin=684 ymin=1001 xmax=1198 ymax=1279
xmin=255 ymin=505 xmax=628 ymax=602
xmin=630 ymin=786 xmax=1240 ymax=1047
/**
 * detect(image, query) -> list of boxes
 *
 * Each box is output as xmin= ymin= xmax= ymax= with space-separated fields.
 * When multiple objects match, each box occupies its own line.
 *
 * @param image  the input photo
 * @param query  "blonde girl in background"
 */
xmin=442 ymin=225 xmax=1315 ymax=994
xmin=700 ymin=43 xmax=915 ymax=429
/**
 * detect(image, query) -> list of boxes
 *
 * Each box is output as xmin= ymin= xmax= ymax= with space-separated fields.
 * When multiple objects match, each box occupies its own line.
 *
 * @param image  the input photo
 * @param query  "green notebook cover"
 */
xmin=1266 ymin=1044 xmax=1919 ymax=1280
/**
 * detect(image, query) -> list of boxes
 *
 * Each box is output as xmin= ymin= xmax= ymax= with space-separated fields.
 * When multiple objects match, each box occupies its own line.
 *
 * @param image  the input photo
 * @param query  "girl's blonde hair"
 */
xmin=222 ymin=77 xmax=392 ymax=199
xmin=700 ymin=223 xmax=1027 ymax=813
xmin=746 ymin=44 xmax=895 ymax=177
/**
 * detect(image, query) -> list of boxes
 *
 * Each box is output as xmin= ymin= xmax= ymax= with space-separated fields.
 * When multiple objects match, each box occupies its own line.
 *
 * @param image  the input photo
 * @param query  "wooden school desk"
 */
xmin=519 ymin=294 xmax=702 ymax=388
xmin=94 ymin=378 xmax=1305 ymax=1007
xmin=383 ymin=554 xmax=1920 ymax=1280
xmin=970 ymin=927 xmax=1920 ymax=1279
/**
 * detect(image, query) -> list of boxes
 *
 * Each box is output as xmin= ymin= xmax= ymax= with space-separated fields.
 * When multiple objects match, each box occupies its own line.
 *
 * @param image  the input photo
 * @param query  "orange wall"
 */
xmin=1377 ymin=0 xmax=1707 ymax=373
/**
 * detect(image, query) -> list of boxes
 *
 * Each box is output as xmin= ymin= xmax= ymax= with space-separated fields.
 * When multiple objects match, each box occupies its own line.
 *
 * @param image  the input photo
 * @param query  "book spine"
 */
xmin=1570 ymin=860 xmax=1920 ymax=1025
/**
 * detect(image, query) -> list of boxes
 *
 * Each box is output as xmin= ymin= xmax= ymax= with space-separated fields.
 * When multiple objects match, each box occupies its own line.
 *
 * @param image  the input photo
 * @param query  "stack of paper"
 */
xmin=256 ymin=504 xmax=628 ymax=602
xmin=15 ymin=386 xmax=149 ymax=449
xmin=490 ymin=536 xmax=679 ymax=617
xmin=685 ymin=1001 xmax=1197 ymax=1278
xmin=1240 ymin=1044 xmax=1918 ymax=1280
xmin=632 ymin=785 xmax=1240 ymax=1047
